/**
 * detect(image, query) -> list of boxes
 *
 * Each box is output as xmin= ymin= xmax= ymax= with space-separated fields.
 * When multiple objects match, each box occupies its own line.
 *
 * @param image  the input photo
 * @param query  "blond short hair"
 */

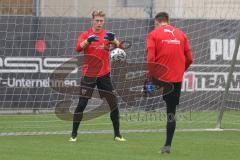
xmin=91 ymin=10 xmax=106 ymax=19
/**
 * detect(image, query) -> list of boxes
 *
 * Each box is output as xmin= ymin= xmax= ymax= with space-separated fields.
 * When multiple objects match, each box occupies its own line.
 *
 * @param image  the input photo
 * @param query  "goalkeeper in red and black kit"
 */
xmin=146 ymin=12 xmax=193 ymax=153
xmin=69 ymin=10 xmax=126 ymax=142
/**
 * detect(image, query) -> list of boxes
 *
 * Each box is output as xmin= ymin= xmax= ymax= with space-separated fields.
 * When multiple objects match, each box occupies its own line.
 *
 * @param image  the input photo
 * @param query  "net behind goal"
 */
xmin=0 ymin=0 xmax=240 ymax=135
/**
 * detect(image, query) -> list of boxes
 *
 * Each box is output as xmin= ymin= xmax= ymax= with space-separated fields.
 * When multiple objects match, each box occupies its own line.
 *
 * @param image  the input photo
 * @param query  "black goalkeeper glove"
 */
xmin=87 ymin=35 xmax=99 ymax=43
xmin=104 ymin=32 xmax=115 ymax=41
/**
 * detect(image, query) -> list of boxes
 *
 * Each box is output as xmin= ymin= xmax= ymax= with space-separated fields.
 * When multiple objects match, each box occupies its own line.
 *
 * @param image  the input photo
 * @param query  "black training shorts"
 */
xmin=152 ymin=78 xmax=182 ymax=105
xmin=79 ymin=73 xmax=114 ymax=99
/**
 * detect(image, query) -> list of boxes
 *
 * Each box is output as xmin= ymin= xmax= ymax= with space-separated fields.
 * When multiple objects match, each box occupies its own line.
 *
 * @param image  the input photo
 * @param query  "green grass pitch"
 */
xmin=0 ymin=111 xmax=239 ymax=160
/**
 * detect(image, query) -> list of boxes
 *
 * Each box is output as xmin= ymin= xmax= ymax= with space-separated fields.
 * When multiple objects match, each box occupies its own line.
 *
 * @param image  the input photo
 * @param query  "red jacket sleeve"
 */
xmin=183 ymin=34 xmax=193 ymax=70
xmin=146 ymin=32 xmax=156 ymax=77
xmin=75 ymin=32 xmax=88 ymax=53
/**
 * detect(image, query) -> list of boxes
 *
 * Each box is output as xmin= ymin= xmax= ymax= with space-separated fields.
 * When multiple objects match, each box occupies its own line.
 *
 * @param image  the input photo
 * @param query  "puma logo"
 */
xmin=164 ymin=29 xmax=175 ymax=37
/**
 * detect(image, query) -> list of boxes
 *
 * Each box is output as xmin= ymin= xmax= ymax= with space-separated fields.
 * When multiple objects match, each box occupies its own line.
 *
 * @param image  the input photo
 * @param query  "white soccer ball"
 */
xmin=110 ymin=48 xmax=127 ymax=62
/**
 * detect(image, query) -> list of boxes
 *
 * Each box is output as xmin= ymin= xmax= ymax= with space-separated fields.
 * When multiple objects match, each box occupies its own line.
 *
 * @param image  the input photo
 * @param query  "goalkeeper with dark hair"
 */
xmin=69 ymin=10 xmax=126 ymax=142
xmin=146 ymin=12 xmax=193 ymax=153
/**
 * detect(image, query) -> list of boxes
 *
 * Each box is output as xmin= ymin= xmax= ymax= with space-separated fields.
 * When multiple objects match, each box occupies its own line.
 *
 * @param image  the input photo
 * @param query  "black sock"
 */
xmin=165 ymin=103 xmax=177 ymax=146
xmin=165 ymin=120 xmax=176 ymax=146
xmin=71 ymin=97 xmax=88 ymax=138
xmin=72 ymin=121 xmax=80 ymax=138
xmin=110 ymin=108 xmax=120 ymax=137
xmin=105 ymin=92 xmax=120 ymax=137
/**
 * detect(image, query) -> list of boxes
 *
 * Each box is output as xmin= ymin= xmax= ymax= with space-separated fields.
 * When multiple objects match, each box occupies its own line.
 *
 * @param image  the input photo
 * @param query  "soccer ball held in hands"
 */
xmin=110 ymin=48 xmax=127 ymax=62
